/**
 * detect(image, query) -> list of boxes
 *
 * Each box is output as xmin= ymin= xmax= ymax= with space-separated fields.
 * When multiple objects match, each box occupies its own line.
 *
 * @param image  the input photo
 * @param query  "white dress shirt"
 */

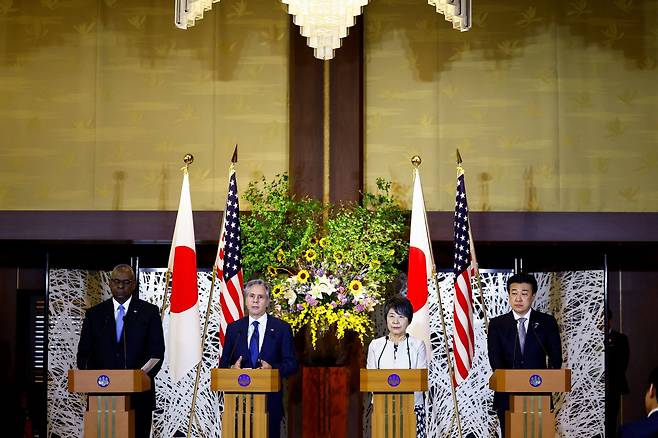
xmin=366 ymin=335 xmax=428 ymax=406
xmin=512 ymin=308 xmax=532 ymax=334
xmin=112 ymin=295 xmax=132 ymax=319
xmin=247 ymin=313 xmax=268 ymax=351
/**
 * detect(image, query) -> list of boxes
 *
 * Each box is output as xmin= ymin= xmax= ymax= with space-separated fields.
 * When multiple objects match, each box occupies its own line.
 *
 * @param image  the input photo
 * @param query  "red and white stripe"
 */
xmin=167 ymin=171 xmax=201 ymax=382
xmin=215 ymin=166 xmax=244 ymax=353
xmin=451 ymin=166 xmax=476 ymax=386
xmin=406 ymin=168 xmax=432 ymax=361
xmin=453 ymin=265 xmax=475 ymax=385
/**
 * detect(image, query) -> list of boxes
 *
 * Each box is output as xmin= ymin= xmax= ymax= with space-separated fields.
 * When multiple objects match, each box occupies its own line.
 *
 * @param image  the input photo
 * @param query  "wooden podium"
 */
xmin=489 ymin=369 xmax=571 ymax=438
xmin=211 ymin=368 xmax=280 ymax=438
xmin=360 ymin=369 xmax=428 ymax=438
xmin=67 ymin=369 xmax=151 ymax=438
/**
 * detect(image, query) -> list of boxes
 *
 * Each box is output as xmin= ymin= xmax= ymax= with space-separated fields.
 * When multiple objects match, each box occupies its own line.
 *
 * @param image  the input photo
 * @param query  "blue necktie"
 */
xmin=116 ymin=304 xmax=125 ymax=342
xmin=249 ymin=321 xmax=260 ymax=367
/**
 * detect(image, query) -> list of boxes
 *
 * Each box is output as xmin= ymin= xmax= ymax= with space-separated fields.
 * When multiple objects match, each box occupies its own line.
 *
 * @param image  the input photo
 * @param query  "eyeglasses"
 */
xmin=111 ymin=279 xmax=133 ymax=286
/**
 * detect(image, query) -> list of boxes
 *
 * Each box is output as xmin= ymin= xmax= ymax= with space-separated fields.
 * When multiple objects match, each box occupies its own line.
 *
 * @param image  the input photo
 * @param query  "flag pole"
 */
xmin=186 ymin=148 xmax=238 ymax=437
xmin=160 ymin=270 xmax=171 ymax=321
xmin=411 ymin=156 xmax=463 ymax=438
xmin=186 ymin=268 xmax=218 ymax=438
xmin=457 ymin=149 xmax=489 ymax=332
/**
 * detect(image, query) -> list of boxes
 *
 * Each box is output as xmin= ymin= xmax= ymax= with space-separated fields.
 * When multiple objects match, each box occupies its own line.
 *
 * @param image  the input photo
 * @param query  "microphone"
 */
xmin=512 ymin=319 xmax=519 ymax=368
xmin=405 ymin=333 xmax=412 ymax=369
xmin=530 ymin=321 xmax=553 ymax=369
xmin=377 ymin=336 xmax=388 ymax=369
xmin=122 ymin=309 xmax=130 ymax=370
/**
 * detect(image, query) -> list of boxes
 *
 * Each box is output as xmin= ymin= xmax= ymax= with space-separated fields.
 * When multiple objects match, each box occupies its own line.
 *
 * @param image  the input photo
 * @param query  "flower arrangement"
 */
xmin=242 ymin=174 xmax=408 ymax=348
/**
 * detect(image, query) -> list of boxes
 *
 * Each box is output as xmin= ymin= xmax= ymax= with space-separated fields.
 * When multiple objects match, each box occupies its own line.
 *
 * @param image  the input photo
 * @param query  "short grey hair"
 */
xmin=111 ymin=264 xmax=135 ymax=279
xmin=244 ymin=278 xmax=271 ymax=299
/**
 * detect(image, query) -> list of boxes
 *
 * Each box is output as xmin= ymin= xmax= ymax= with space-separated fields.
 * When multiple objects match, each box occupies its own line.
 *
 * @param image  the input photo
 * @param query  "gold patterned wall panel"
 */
xmin=0 ymin=0 xmax=289 ymax=210
xmin=365 ymin=0 xmax=658 ymax=211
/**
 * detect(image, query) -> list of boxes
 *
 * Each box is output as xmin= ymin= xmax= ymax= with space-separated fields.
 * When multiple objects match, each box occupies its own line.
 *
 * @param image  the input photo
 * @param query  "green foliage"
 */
xmin=241 ymin=174 xmax=325 ymax=279
xmin=242 ymin=175 xmax=408 ymax=283
xmin=241 ymin=174 xmax=409 ymax=347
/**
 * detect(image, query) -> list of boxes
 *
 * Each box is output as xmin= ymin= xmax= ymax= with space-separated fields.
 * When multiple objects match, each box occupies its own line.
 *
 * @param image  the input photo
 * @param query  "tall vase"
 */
xmin=287 ymin=327 xmax=364 ymax=438
xmin=301 ymin=325 xmax=351 ymax=367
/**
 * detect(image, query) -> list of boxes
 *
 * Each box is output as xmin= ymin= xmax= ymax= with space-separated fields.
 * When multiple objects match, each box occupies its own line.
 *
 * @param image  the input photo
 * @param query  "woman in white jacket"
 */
xmin=366 ymin=295 xmax=428 ymax=438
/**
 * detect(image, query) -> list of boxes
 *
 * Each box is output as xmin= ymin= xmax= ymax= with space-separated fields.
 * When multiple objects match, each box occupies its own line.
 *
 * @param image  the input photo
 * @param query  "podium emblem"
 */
xmin=387 ymin=373 xmax=401 ymax=387
xmin=237 ymin=374 xmax=251 ymax=387
xmin=529 ymin=374 xmax=542 ymax=387
xmin=97 ymin=374 xmax=110 ymax=388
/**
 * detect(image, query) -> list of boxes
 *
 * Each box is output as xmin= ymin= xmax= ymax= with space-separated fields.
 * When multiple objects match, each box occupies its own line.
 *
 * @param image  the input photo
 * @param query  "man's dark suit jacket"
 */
xmin=618 ymin=411 xmax=658 ymax=438
xmin=218 ymin=315 xmax=298 ymax=436
xmin=487 ymin=309 xmax=563 ymax=412
xmin=76 ymin=296 xmax=165 ymax=410
xmin=607 ymin=329 xmax=630 ymax=394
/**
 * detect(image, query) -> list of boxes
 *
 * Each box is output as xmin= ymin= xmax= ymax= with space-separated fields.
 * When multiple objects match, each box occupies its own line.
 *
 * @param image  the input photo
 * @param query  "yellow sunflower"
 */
xmin=309 ymin=237 xmax=318 ymax=246
xmin=369 ymin=259 xmax=381 ymax=271
xmin=333 ymin=252 xmax=344 ymax=263
xmin=348 ymin=279 xmax=363 ymax=294
xmin=267 ymin=265 xmax=277 ymax=277
xmin=276 ymin=248 xmax=285 ymax=262
xmin=272 ymin=284 xmax=283 ymax=296
xmin=297 ymin=269 xmax=310 ymax=283
xmin=319 ymin=237 xmax=328 ymax=248
xmin=305 ymin=249 xmax=317 ymax=261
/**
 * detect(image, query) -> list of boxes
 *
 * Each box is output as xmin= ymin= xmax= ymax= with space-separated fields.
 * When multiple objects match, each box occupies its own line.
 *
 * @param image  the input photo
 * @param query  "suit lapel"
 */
xmin=505 ymin=311 xmax=524 ymax=360
xmin=259 ymin=317 xmax=276 ymax=360
xmin=104 ymin=298 xmax=118 ymax=344
xmin=123 ymin=297 xmax=142 ymax=353
xmin=238 ymin=317 xmax=251 ymax=364
xmin=505 ymin=311 xmax=517 ymax=341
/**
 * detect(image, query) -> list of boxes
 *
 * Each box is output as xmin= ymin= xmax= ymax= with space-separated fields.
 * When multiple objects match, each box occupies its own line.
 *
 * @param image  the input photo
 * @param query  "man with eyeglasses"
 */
xmin=219 ymin=279 xmax=298 ymax=438
xmin=76 ymin=264 xmax=165 ymax=438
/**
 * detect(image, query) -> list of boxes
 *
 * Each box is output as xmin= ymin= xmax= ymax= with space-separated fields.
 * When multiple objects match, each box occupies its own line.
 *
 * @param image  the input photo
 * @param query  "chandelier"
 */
xmin=175 ymin=0 xmax=471 ymax=60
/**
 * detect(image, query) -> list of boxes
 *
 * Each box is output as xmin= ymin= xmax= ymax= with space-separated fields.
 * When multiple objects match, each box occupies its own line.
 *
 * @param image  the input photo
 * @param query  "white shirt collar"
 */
xmin=512 ymin=308 xmax=532 ymax=320
xmin=113 ymin=295 xmax=132 ymax=313
xmin=648 ymin=406 xmax=658 ymax=418
xmin=249 ymin=313 xmax=268 ymax=328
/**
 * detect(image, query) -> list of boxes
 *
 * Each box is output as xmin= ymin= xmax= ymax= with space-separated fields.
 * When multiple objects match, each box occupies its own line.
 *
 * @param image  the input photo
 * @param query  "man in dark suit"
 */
xmin=487 ymin=272 xmax=562 ymax=437
xmin=618 ymin=366 xmax=658 ymax=437
xmin=607 ymin=309 xmax=630 ymax=437
xmin=77 ymin=264 xmax=165 ymax=438
xmin=219 ymin=279 xmax=298 ymax=438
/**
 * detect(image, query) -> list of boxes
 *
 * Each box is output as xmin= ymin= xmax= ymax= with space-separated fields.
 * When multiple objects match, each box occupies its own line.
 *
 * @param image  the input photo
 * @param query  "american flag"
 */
xmin=452 ymin=166 xmax=476 ymax=386
xmin=215 ymin=165 xmax=244 ymax=352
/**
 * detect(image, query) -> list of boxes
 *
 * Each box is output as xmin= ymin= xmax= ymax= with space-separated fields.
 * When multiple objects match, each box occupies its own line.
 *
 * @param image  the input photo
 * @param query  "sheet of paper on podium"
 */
xmin=141 ymin=358 xmax=161 ymax=374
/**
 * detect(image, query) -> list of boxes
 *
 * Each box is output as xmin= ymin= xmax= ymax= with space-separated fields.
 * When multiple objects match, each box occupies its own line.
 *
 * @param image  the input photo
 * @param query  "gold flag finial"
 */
xmin=411 ymin=155 xmax=422 ymax=168
xmin=456 ymin=149 xmax=463 ymax=165
xmin=231 ymin=144 xmax=238 ymax=164
xmin=182 ymin=154 xmax=194 ymax=172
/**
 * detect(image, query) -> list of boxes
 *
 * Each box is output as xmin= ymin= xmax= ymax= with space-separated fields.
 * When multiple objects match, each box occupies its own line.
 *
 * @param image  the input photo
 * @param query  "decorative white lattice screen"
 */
xmin=425 ymin=271 xmax=605 ymax=438
xmin=47 ymin=269 xmax=604 ymax=437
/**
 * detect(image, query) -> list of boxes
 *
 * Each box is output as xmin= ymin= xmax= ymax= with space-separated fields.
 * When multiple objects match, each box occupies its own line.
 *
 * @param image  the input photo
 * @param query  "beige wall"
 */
xmin=1 ymin=0 xmax=657 ymax=212
xmin=365 ymin=0 xmax=658 ymax=211
xmin=0 ymin=0 xmax=289 ymax=210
